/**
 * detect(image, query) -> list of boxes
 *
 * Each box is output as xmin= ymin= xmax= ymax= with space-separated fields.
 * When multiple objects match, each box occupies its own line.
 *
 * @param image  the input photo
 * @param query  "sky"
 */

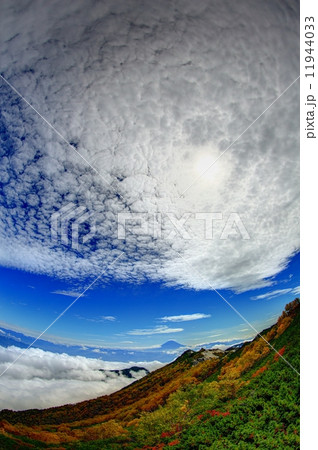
xmin=0 ymin=0 xmax=299 ymax=409
xmin=0 ymin=253 xmax=299 ymax=348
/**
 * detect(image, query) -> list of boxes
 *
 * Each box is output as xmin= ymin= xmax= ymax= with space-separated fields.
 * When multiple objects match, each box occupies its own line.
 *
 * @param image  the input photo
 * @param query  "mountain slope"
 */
xmin=0 ymin=299 xmax=300 ymax=449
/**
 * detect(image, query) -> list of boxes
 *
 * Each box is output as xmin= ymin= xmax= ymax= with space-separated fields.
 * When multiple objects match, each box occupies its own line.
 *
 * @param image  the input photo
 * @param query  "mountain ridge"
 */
xmin=0 ymin=328 xmax=249 ymax=364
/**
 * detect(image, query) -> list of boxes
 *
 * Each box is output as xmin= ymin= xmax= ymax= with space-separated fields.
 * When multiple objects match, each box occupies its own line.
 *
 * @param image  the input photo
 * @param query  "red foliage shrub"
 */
xmin=207 ymin=410 xmax=219 ymax=416
xmin=161 ymin=424 xmax=182 ymax=438
xmin=274 ymin=346 xmax=286 ymax=361
xmin=168 ymin=439 xmax=180 ymax=446
xmin=197 ymin=410 xmax=230 ymax=419
xmin=161 ymin=432 xmax=171 ymax=438
xmin=252 ymin=365 xmax=268 ymax=378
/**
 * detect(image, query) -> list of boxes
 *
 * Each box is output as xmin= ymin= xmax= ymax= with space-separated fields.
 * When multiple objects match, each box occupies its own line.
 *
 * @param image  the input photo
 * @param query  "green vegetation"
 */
xmin=0 ymin=299 xmax=300 ymax=449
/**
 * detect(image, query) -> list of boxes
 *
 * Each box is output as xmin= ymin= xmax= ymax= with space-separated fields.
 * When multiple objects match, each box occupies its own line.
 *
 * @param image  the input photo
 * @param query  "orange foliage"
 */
xmin=252 ymin=365 xmax=268 ymax=378
xmin=276 ymin=316 xmax=292 ymax=337
xmin=0 ymin=417 xmax=127 ymax=444
xmin=219 ymin=338 xmax=270 ymax=381
xmin=264 ymin=327 xmax=276 ymax=341
xmin=276 ymin=298 xmax=299 ymax=337
xmin=189 ymin=359 xmax=219 ymax=380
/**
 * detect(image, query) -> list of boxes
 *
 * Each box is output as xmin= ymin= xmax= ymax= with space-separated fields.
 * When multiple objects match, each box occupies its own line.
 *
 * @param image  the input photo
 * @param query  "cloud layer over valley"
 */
xmin=0 ymin=345 xmax=157 ymax=410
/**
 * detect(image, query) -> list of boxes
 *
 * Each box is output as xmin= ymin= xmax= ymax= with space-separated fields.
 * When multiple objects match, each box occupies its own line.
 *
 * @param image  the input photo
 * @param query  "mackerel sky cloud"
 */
xmin=0 ymin=0 xmax=299 ymax=293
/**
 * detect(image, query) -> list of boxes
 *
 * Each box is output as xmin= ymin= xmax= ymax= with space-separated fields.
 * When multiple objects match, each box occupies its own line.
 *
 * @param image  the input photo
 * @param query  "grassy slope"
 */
xmin=0 ymin=300 xmax=300 ymax=449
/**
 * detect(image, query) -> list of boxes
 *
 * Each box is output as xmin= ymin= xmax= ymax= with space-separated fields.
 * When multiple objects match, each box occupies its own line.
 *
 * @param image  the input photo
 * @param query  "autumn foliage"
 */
xmin=0 ymin=299 xmax=300 ymax=449
xmin=252 ymin=365 xmax=268 ymax=377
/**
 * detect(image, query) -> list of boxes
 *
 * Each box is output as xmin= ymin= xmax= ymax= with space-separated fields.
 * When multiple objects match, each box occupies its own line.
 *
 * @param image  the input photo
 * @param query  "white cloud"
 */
xmin=160 ymin=313 xmax=211 ymax=322
xmin=292 ymin=286 xmax=300 ymax=295
xmin=251 ymin=285 xmax=300 ymax=300
xmin=0 ymin=0 xmax=299 ymax=293
xmin=52 ymin=290 xmax=84 ymax=298
xmin=76 ymin=315 xmax=116 ymax=323
xmin=0 ymin=345 xmax=160 ymax=411
xmin=127 ymin=325 xmax=183 ymax=335
xmin=0 ymin=329 xmax=21 ymax=342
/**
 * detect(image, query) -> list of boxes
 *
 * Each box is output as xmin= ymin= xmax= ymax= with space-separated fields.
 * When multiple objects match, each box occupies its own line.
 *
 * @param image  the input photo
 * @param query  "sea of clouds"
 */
xmin=0 ymin=0 xmax=299 ymax=290
xmin=0 ymin=345 xmax=162 ymax=410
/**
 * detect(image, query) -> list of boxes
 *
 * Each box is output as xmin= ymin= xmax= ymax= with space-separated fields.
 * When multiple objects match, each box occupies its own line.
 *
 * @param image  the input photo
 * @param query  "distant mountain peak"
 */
xmin=160 ymin=340 xmax=185 ymax=350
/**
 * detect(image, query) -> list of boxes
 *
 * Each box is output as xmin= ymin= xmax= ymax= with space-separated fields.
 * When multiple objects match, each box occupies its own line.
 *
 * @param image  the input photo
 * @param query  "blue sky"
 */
xmin=0 ymin=252 xmax=299 ymax=348
xmin=0 ymin=0 xmax=299 ymax=353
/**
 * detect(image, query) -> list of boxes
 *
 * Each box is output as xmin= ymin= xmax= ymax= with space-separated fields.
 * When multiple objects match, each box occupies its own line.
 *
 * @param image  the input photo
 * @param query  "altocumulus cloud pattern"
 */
xmin=0 ymin=0 xmax=299 ymax=292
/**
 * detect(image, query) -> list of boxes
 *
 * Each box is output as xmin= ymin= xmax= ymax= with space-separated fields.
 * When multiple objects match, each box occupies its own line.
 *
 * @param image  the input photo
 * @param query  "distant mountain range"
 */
xmin=0 ymin=328 xmax=248 ymax=363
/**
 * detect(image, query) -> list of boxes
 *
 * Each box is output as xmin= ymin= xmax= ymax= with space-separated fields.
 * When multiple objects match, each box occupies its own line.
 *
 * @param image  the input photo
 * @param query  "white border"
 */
xmin=301 ymin=0 xmax=318 ymax=447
